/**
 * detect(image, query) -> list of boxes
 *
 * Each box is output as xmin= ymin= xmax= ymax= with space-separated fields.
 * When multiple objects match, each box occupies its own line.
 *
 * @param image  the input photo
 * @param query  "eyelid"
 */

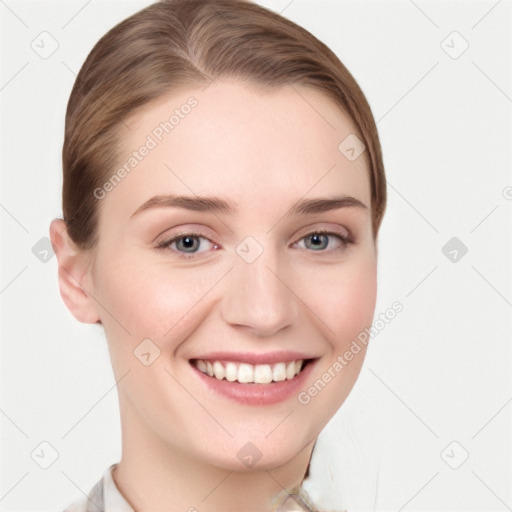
xmin=291 ymin=228 xmax=354 ymax=254
xmin=152 ymin=223 xmax=217 ymax=245
xmin=294 ymin=224 xmax=352 ymax=241
xmin=155 ymin=230 xmax=217 ymax=253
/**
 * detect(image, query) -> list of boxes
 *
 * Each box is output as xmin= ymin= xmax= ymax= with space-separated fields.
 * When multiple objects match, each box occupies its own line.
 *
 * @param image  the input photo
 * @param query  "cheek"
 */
xmin=338 ymin=263 xmax=377 ymax=334
xmin=303 ymin=254 xmax=377 ymax=347
xmin=93 ymin=254 xmax=229 ymax=349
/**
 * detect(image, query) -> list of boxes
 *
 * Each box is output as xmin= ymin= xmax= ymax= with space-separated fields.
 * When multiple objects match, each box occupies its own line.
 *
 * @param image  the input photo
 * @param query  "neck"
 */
xmin=113 ymin=397 xmax=315 ymax=512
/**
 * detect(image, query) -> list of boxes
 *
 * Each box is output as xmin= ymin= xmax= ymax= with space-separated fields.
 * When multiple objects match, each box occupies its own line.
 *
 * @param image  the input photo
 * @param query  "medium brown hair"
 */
xmin=62 ymin=0 xmax=386 ymax=249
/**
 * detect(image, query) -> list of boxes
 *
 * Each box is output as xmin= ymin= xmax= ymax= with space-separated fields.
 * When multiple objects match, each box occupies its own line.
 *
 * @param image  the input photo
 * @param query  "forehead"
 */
xmin=104 ymin=78 xmax=371 ymax=220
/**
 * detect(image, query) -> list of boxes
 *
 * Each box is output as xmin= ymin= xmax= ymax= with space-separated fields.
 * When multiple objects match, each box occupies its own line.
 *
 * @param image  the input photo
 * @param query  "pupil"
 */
xmin=180 ymin=236 xmax=197 ymax=251
xmin=309 ymin=234 xmax=327 ymax=250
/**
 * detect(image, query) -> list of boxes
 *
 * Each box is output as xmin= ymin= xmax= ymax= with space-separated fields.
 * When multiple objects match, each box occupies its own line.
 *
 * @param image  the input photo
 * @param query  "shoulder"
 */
xmin=62 ymin=475 xmax=104 ymax=512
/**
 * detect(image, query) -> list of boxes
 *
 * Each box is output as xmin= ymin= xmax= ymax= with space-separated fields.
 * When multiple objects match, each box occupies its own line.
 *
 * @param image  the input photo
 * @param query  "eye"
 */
xmin=156 ymin=233 xmax=218 ymax=259
xmin=293 ymin=229 xmax=353 ymax=253
xmin=155 ymin=228 xmax=353 ymax=260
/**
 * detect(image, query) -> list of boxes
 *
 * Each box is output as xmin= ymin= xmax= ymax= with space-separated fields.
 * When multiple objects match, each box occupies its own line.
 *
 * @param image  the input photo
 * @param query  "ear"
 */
xmin=49 ymin=218 xmax=101 ymax=324
xmin=373 ymin=229 xmax=379 ymax=257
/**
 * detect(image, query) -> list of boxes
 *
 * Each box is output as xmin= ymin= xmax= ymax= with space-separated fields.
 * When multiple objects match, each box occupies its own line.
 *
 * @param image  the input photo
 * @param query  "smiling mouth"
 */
xmin=190 ymin=358 xmax=314 ymax=384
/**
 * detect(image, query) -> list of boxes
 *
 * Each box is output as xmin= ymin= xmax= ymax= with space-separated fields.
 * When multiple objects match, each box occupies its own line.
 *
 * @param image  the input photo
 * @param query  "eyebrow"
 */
xmin=130 ymin=194 xmax=368 ymax=218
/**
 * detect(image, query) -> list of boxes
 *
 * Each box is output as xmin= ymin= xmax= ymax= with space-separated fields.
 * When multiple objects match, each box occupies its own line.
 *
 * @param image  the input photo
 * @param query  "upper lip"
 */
xmin=190 ymin=351 xmax=319 ymax=365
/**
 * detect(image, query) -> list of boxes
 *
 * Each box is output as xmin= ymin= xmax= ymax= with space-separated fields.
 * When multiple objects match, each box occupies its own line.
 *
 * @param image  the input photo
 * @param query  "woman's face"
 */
xmin=86 ymin=78 xmax=377 ymax=470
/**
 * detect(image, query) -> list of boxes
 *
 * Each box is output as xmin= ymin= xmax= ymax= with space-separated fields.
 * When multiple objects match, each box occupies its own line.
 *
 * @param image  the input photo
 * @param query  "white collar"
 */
xmin=103 ymin=464 xmax=134 ymax=512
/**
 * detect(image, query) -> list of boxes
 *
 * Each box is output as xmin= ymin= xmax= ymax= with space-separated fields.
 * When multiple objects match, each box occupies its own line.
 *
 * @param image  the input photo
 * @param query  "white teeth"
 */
xmin=194 ymin=359 xmax=306 ymax=383
xmin=254 ymin=364 xmax=273 ymax=384
xmin=225 ymin=362 xmax=238 ymax=382
xmin=213 ymin=361 xmax=225 ymax=380
xmin=238 ymin=363 xmax=254 ymax=383
xmin=272 ymin=362 xmax=287 ymax=382
xmin=285 ymin=361 xmax=296 ymax=380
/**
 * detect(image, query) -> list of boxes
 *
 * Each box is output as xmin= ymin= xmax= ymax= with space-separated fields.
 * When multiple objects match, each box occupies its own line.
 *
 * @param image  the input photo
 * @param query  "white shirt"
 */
xmin=63 ymin=464 xmax=134 ymax=512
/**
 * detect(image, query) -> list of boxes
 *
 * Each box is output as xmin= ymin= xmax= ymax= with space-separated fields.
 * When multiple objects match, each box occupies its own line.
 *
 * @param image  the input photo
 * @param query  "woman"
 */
xmin=51 ymin=0 xmax=386 ymax=510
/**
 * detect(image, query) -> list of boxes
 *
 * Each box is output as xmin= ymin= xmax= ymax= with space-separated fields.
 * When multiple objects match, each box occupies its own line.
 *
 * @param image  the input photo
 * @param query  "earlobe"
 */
xmin=373 ymin=230 xmax=379 ymax=257
xmin=49 ymin=219 xmax=100 ymax=324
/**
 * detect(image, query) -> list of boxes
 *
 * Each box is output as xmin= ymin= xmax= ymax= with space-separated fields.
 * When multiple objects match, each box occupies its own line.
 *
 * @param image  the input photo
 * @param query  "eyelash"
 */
xmin=155 ymin=229 xmax=354 ymax=260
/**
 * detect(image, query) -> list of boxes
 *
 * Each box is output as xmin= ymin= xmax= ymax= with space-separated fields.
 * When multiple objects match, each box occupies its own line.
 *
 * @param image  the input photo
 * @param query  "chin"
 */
xmin=195 ymin=433 xmax=315 ymax=473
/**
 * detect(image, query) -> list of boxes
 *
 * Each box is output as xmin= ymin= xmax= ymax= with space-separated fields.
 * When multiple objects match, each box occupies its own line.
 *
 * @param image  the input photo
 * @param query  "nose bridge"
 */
xmin=220 ymin=237 xmax=299 ymax=336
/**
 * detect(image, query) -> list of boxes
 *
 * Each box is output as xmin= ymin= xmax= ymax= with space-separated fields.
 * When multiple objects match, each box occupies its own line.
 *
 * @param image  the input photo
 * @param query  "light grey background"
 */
xmin=1 ymin=0 xmax=511 ymax=511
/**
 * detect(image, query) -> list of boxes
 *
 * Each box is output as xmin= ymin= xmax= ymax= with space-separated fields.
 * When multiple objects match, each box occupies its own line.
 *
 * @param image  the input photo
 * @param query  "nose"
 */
xmin=220 ymin=245 xmax=300 ymax=338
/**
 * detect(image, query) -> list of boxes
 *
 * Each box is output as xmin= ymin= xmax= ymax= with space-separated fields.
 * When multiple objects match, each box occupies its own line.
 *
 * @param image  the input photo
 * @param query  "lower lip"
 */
xmin=191 ymin=360 xmax=317 ymax=406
